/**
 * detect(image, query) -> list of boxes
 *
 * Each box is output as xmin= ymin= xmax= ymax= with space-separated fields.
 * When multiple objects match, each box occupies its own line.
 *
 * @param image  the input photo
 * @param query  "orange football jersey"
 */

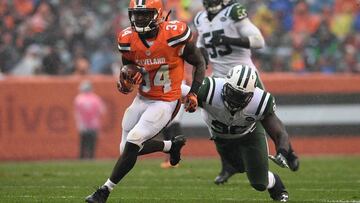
xmin=118 ymin=21 xmax=192 ymax=101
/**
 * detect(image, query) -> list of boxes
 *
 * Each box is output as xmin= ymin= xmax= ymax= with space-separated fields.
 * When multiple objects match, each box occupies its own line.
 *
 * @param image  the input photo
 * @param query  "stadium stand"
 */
xmin=0 ymin=0 xmax=359 ymax=76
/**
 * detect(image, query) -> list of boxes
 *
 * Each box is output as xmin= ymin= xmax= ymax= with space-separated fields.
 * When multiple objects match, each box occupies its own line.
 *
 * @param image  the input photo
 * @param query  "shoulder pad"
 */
xmin=229 ymin=3 xmax=248 ymax=22
xmin=117 ymin=27 xmax=133 ymax=52
xmin=163 ymin=21 xmax=192 ymax=47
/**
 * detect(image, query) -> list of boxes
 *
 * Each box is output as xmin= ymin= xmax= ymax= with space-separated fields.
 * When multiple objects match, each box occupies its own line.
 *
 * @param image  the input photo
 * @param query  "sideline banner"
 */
xmin=1 ymin=74 xmax=360 ymax=160
xmin=0 ymin=76 xmax=135 ymax=160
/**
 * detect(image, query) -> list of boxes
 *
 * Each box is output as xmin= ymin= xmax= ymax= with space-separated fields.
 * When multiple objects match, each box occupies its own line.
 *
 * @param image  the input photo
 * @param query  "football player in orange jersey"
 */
xmin=85 ymin=0 xmax=205 ymax=202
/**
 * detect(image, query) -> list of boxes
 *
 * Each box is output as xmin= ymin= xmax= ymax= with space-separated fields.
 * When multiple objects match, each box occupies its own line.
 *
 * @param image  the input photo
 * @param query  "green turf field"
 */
xmin=0 ymin=156 xmax=359 ymax=203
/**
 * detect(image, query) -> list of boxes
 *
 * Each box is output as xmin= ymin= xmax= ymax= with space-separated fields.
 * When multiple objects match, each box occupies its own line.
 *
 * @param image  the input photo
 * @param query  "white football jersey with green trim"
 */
xmin=199 ymin=77 xmax=275 ymax=139
xmin=194 ymin=3 xmax=260 ymax=77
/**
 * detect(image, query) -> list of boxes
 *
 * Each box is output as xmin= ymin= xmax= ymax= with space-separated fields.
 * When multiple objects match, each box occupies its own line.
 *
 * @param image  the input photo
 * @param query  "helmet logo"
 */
xmin=135 ymin=0 xmax=146 ymax=7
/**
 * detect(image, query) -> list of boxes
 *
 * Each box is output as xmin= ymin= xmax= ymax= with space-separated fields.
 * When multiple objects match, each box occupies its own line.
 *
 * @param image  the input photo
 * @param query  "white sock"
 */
xmin=163 ymin=140 xmax=172 ymax=152
xmin=104 ymin=179 xmax=116 ymax=192
xmin=267 ymin=171 xmax=276 ymax=189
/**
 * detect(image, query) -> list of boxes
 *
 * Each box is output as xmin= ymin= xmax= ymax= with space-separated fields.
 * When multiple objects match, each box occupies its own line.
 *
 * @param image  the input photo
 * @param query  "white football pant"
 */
xmin=120 ymin=95 xmax=179 ymax=153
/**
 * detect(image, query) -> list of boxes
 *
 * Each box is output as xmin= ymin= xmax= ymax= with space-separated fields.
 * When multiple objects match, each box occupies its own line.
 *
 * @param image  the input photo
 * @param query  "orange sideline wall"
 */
xmin=0 ymin=76 xmax=134 ymax=160
xmin=0 ymin=74 xmax=360 ymax=160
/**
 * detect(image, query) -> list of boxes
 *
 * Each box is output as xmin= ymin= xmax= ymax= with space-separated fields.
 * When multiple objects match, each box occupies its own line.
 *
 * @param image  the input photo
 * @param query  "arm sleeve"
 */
xmin=197 ymin=77 xmax=211 ymax=108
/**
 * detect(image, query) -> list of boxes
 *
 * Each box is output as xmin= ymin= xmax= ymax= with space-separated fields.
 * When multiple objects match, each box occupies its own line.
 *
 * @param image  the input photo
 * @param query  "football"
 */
xmin=121 ymin=64 xmax=141 ymax=79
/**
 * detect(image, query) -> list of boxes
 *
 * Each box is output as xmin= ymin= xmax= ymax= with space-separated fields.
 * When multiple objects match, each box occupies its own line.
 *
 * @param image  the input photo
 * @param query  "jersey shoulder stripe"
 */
xmin=255 ymin=91 xmax=269 ymax=116
xmin=118 ymin=43 xmax=131 ymax=52
xmin=245 ymin=88 xmax=274 ymax=117
xmin=263 ymin=94 xmax=275 ymax=116
xmin=224 ymin=4 xmax=235 ymax=17
xmin=194 ymin=11 xmax=205 ymax=27
xmin=117 ymin=27 xmax=133 ymax=53
xmin=166 ymin=22 xmax=192 ymax=47
xmin=207 ymin=77 xmax=216 ymax=105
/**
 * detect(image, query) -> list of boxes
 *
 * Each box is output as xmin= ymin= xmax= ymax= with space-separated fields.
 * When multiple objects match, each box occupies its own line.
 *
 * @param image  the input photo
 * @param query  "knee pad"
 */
xmin=251 ymin=184 xmax=267 ymax=191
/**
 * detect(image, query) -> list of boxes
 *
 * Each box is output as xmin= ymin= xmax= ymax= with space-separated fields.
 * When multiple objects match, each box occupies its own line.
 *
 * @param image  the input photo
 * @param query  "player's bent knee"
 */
xmin=126 ymin=130 xmax=144 ymax=147
xmin=251 ymin=184 xmax=267 ymax=191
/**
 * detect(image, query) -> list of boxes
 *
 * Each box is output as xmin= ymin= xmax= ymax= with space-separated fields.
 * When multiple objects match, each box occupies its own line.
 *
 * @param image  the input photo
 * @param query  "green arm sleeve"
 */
xmin=197 ymin=77 xmax=211 ymax=108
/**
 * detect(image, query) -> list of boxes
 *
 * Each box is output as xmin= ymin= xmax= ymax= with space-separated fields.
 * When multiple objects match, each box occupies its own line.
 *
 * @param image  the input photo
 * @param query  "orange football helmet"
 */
xmin=128 ymin=0 xmax=164 ymax=34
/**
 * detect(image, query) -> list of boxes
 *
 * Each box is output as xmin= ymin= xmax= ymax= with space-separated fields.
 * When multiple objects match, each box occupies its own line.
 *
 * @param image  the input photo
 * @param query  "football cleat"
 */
xmin=169 ymin=135 xmax=186 ymax=166
xmin=268 ymin=174 xmax=289 ymax=202
xmin=85 ymin=185 xmax=110 ymax=203
xmin=160 ymin=160 xmax=179 ymax=169
xmin=214 ymin=170 xmax=236 ymax=185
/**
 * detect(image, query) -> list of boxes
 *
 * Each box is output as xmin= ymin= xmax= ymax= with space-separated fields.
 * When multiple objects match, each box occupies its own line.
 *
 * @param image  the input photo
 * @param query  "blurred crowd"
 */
xmin=246 ymin=0 xmax=360 ymax=73
xmin=0 ymin=0 xmax=359 ymax=76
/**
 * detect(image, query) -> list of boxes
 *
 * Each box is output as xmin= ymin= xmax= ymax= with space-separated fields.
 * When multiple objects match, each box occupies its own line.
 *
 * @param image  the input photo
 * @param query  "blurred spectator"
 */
xmin=0 ymin=0 xmax=359 ymax=74
xmin=90 ymin=40 xmax=116 ymax=74
xmin=330 ymin=3 xmax=354 ymax=40
xmin=268 ymin=0 xmax=294 ymax=32
xmin=11 ymin=44 xmax=43 ymax=75
xmin=73 ymin=56 xmax=90 ymax=75
xmin=14 ymin=0 xmax=34 ymax=18
xmin=292 ymin=1 xmax=321 ymax=35
xmin=74 ymin=80 xmax=106 ymax=159
xmin=41 ymin=45 xmax=63 ymax=75
xmin=306 ymin=21 xmax=341 ymax=73
xmin=306 ymin=0 xmax=334 ymax=13
xmin=252 ymin=4 xmax=277 ymax=39
xmin=354 ymin=12 xmax=360 ymax=32
xmin=341 ymin=33 xmax=360 ymax=73
xmin=0 ymin=32 xmax=19 ymax=73
xmin=333 ymin=0 xmax=359 ymax=14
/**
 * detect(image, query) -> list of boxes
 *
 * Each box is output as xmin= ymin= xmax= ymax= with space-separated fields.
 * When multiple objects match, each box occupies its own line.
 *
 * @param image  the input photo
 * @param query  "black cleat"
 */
xmin=85 ymin=185 xmax=110 ymax=203
xmin=268 ymin=174 xmax=289 ymax=202
xmin=169 ymin=135 xmax=186 ymax=166
xmin=214 ymin=170 xmax=236 ymax=185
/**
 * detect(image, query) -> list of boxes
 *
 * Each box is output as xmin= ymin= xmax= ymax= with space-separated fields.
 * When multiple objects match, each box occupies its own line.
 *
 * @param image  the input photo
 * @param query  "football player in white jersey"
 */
xmin=194 ymin=0 xmax=265 ymax=77
xmin=194 ymin=0 xmax=267 ymax=184
xmin=197 ymin=64 xmax=299 ymax=202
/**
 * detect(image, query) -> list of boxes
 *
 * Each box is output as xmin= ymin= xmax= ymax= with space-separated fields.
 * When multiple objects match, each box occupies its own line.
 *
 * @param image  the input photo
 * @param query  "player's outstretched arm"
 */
xmin=261 ymin=113 xmax=299 ymax=171
xmin=209 ymin=3 xmax=265 ymax=49
xmin=182 ymin=40 xmax=206 ymax=112
xmin=210 ymin=18 xmax=265 ymax=49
